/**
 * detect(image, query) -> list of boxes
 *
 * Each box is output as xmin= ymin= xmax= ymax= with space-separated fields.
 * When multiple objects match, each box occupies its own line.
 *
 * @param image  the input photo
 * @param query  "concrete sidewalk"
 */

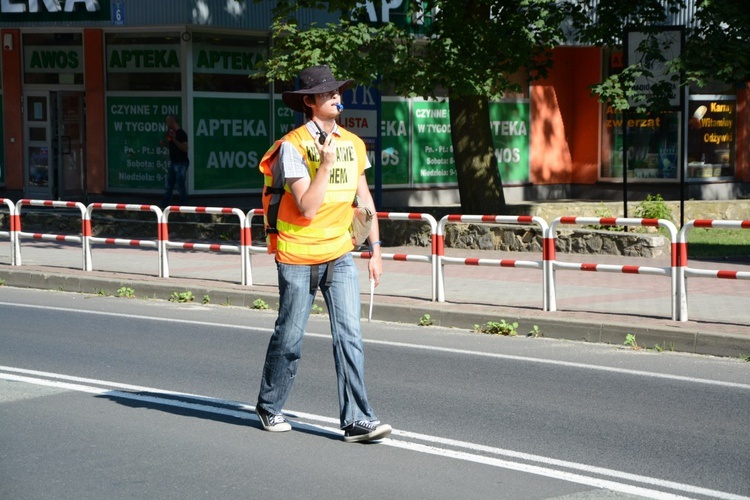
xmin=1 ymin=238 xmax=749 ymax=358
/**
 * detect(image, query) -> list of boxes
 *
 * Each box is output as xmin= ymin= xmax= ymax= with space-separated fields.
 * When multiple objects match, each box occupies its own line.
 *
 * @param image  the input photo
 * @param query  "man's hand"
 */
xmin=368 ymin=245 xmax=382 ymax=287
xmin=315 ymin=133 xmax=336 ymax=169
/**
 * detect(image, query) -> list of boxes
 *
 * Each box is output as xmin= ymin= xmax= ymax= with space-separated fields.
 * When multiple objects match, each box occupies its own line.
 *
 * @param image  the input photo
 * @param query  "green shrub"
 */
xmin=169 ymin=291 xmax=194 ymax=303
xmin=589 ymin=203 xmax=623 ymax=231
xmin=116 ymin=287 xmax=135 ymax=298
xmin=634 ymin=194 xmax=673 ymax=222
xmin=474 ymin=320 xmax=519 ymax=336
xmin=418 ymin=313 xmax=433 ymax=326
xmin=252 ymin=298 xmax=269 ymax=310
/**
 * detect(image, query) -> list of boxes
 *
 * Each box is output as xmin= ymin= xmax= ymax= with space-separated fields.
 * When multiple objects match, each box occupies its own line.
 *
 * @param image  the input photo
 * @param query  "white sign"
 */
xmin=357 ymin=0 xmax=402 ymax=23
xmin=626 ymin=29 xmax=682 ymax=109
xmin=112 ymin=1 xmax=124 ymax=25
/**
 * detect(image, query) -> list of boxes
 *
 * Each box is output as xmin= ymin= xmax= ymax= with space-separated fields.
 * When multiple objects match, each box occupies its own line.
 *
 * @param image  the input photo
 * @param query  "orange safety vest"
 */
xmin=259 ymin=123 xmax=367 ymax=265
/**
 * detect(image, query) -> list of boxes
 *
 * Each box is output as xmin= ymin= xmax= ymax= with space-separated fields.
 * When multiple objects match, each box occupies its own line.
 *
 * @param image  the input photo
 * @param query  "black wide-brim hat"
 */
xmin=282 ymin=65 xmax=354 ymax=113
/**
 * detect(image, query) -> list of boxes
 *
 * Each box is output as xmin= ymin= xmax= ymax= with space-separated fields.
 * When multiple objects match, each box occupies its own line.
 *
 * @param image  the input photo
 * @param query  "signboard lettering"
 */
xmin=0 ymin=0 xmax=109 ymax=20
xmin=193 ymin=45 xmax=264 ymax=75
xmin=24 ymin=46 xmax=83 ymax=74
xmin=107 ymin=46 xmax=180 ymax=72
xmin=107 ymin=96 xmax=181 ymax=190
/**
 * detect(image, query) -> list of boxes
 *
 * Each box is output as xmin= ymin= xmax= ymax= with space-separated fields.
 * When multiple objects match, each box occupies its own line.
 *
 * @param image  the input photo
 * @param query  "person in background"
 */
xmin=161 ymin=114 xmax=189 ymax=208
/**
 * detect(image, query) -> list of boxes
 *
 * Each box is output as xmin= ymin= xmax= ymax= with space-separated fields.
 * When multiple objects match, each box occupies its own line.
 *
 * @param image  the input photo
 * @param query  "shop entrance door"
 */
xmin=24 ymin=91 xmax=86 ymax=199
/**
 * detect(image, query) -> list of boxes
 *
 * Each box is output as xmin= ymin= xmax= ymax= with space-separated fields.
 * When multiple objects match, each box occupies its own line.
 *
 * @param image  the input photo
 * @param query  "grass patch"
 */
xmin=687 ymin=228 xmax=750 ymax=260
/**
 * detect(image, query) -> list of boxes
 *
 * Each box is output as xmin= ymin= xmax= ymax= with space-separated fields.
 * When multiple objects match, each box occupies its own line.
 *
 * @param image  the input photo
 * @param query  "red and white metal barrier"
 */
xmin=245 ymin=208 xmax=268 ymax=255
xmin=162 ymin=206 xmax=250 ymax=285
xmin=86 ymin=203 xmax=165 ymax=276
xmin=15 ymin=199 xmax=89 ymax=270
xmin=437 ymin=215 xmax=551 ymax=308
xmin=677 ymin=219 xmax=750 ymax=322
xmin=350 ymin=212 xmax=438 ymax=302
xmin=244 ymin=208 xmax=270 ymax=286
xmin=1 ymin=198 xmax=18 ymax=266
xmin=246 ymin=209 xmax=439 ymax=298
xmin=549 ymin=217 xmax=679 ymax=320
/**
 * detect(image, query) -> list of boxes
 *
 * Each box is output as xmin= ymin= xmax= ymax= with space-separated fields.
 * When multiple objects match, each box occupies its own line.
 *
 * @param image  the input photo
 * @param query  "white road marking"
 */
xmin=1 ymin=366 xmax=747 ymax=500
xmin=1 ymin=301 xmax=749 ymax=391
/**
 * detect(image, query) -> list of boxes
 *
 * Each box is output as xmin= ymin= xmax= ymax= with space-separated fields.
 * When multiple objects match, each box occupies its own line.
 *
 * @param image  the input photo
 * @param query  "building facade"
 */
xmin=1 ymin=0 xmax=747 ymax=206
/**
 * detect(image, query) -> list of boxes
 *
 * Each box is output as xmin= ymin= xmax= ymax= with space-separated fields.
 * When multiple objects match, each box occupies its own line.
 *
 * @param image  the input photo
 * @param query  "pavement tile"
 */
xmin=1 ymin=240 xmax=749 ymax=358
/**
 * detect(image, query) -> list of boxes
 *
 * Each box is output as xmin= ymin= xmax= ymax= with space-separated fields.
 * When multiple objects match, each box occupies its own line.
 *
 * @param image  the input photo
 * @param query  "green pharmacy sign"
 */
xmin=106 ymin=96 xmax=181 ymax=190
xmin=412 ymin=100 xmax=455 ymax=184
xmin=192 ymin=97 xmax=270 ymax=191
xmin=490 ymin=101 xmax=530 ymax=184
xmin=193 ymin=45 xmax=265 ymax=75
xmin=376 ymin=99 xmax=410 ymax=186
xmin=107 ymin=46 xmax=180 ymax=72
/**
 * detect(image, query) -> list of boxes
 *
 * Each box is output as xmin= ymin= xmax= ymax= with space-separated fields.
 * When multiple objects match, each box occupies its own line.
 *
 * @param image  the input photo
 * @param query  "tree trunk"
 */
xmin=449 ymin=94 xmax=506 ymax=214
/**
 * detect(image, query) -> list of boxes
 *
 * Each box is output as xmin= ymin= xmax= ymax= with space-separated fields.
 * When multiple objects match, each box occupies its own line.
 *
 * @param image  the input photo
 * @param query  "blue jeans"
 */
xmin=162 ymin=161 xmax=188 ymax=207
xmin=257 ymin=253 xmax=378 ymax=428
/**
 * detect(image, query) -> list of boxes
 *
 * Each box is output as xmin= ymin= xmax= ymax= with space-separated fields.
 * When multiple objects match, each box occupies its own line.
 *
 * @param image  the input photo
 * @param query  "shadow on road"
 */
xmin=96 ymin=390 xmax=343 ymax=442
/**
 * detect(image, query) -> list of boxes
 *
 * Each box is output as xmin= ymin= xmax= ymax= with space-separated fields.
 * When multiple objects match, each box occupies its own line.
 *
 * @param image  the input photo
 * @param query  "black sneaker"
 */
xmin=343 ymin=420 xmax=392 ymax=443
xmin=255 ymin=406 xmax=291 ymax=432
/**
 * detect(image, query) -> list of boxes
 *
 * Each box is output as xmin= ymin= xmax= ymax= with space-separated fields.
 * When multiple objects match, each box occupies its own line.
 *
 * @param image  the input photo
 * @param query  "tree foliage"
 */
xmin=572 ymin=0 xmax=750 ymax=111
xmin=253 ymin=0 xmax=572 ymax=213
xmin=685 ymin=0 xmax=750 ymax=85
xmin=248 ymin=0 xmax=750 ymax=211
xmin=257 ymin=0 xmax=570 ymax=98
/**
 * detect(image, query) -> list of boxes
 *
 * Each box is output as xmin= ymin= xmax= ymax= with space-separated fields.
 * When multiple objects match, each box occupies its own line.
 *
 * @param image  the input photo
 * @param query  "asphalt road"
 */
xmin=1 ymin=287 xmax=749 ymax=500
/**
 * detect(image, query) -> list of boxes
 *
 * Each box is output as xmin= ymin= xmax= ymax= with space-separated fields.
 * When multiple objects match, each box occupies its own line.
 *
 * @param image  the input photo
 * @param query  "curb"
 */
xmin=1 ymin=267 xmax=749 ymax=359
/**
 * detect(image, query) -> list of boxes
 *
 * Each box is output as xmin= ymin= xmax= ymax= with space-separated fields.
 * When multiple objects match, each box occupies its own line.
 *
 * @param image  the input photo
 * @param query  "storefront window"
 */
xmin=600 ymin=48 xmax=680 ymax=181
xmin=602 ymin=107 xmax=680 ymax=180
xmin=191 ymin=33 xmax=268 ymax=93
xmin=106 ymin=33 xmax=181 ymax=91
xmin=687 ymin=96 xmax=735 ymax=179
xmin=23 ymin=33 xmax=83 ymax=85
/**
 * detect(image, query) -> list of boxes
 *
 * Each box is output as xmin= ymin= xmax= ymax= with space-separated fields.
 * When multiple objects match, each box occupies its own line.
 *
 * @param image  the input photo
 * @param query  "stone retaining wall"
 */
xmin=2 ymin=200 xmax=746 ymax=259
xmin=379 ymin=222 xmax=669 ymax=258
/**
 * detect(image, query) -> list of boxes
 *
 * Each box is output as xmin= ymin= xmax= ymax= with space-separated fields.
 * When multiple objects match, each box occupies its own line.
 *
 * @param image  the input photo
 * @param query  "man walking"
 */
xmin=161 ymin=114 xmax=189 ymax=208
xmin=255 ymin=65 xmax=391 ymax=443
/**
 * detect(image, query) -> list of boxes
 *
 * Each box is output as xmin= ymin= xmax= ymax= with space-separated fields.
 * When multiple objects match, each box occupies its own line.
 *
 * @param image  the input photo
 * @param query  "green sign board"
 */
xmin=106 ymin=96 xmax=181 ymax=190
xmin=376 ymin=99 xmax=410 ymax=185
xmin=107 ymin=45 xmax=180 ymax=73
xmin=193 ymin=44 xmax=265 ymax=75
xmin=193 ymin=97 xmax=270 ymax=191
xmin=24 ymin=46 xmax=83 ymax=74
xmin=412 ymin=100 xmax=455 ymax=184
xmin=357 ymin=0 xmax=432 ymax=34
xmin=0 ymin=0 xmax=110 ymax=22
xmin=410 ymin=99 xmax=530 ymax=186
xmin=274 ymin=98 xmax=297 ymax=138
xmin=490 ymin=101 xmax=530 ymax=184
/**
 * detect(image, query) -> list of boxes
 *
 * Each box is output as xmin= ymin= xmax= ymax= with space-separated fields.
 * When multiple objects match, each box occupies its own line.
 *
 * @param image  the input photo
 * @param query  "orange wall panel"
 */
xmin=84 ymin=29 xmax=106 ymax=194
xmin=530 ymin=84 xmax=572 ymax=184
xmin=1 ymin=29 xmax=23 ymax=190
xmin=530 ymin=47 xmax=602 ymax=185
